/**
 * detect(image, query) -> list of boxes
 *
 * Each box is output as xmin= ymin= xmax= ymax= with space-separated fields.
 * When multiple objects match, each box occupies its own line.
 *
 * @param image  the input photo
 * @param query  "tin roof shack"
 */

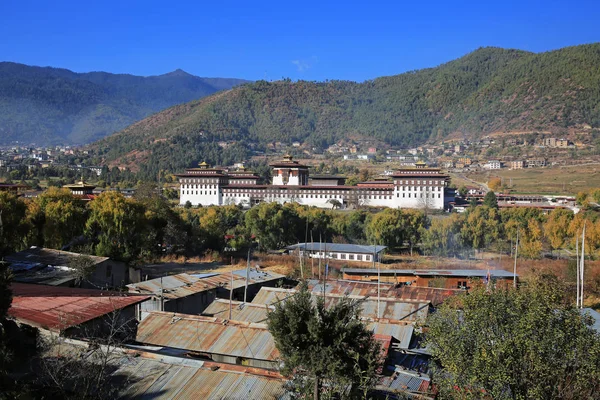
xmin=287 ymin=243 xmax=387 ymax=263
xmin=136 ymin=312 xmax=279 ymax=370
xmin=8 ymin=283 xmax=149 ymax=340
xmin=193 ymin=268 xmax=286 ymax=301
xmin=342 ymin=268 xmax=517 ymax=289
xmin=114 ymin=354 xmax=289 ymax=399
xmin=126 ymin=273 xmax=218 ymax=318
xmin=5 ymin=247 xmax=132 ymax=289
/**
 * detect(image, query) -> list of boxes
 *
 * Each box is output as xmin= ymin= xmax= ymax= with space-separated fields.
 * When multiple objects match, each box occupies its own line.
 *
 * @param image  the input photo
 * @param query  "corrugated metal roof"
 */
xmin=9 ymin=283 xmax=149 ymax=331
xmin=203 ymin=299 xmax=273 ymax=323
xmin=387 ymin=286 xmax=461 ymax=306
xmin=343 ymin=268 xmax=517 ymax=278
xmin=369 ymin=323 xmax=414 ymax=349
xmin=251 ymin=287 xmax=297 ymax=305
xmin=136 ymin=312 xmax=279 ymax=361
xmin=287 ymin=243 xmax=387 ymax=254
xmin=192 ymin=269 xmax=285 ymax=291
xmin=126 ymin=273 xmax=217 ymax=299
xmin=307 ymin=279 xmax=395 ymax=297
xmin=116 ymin=356 xmax=289 ymax=399
xmin=380 ymin=369 xmax=431 ymax=393
xmin=252 ymin=287 xmax=428 ymax=322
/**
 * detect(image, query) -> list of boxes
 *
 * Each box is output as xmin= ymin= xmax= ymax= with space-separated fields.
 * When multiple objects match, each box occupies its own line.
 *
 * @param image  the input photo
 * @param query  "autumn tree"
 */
xmin=460 ymin=206 xmax=501 ymax=254
xmin=544 ymin=208 xmax=574 ymax=253
xmin=267 ymin=283 xmax=381 ymax=399
xmin=426 ymin=274 xmax=600 ymax=399
xmin=488 ymin=177 xmax=502 ymax=192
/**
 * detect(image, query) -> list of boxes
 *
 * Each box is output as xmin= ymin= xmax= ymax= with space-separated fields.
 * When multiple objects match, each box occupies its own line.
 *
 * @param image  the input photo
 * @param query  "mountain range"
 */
xmin=89 ymin=43 xmax=600 ymax=179
xmin=0 ymin=62 xmax=249 ymax=145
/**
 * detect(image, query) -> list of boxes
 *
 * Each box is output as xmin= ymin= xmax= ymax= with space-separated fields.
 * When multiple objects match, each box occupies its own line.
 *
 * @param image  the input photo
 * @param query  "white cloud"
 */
xmin=291 ymin=56 xmax=318 ymax=72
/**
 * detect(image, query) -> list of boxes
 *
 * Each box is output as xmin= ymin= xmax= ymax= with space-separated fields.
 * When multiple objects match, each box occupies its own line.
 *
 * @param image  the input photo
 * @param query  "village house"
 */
xmin=8 ymin=283 xmax=148 ymax=339
xmin=5 ymin=247 xmax=135 ymax=289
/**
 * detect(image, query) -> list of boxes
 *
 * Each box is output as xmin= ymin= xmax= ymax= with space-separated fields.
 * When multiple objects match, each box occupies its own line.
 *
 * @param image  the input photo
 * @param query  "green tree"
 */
xmin=34 ymin=188 xmax=87 ymax=249
xmin=244 ymin=202 xmax=303 ymax=250
xmin=365 ymin=208 xmax=405 ymax=248
xmin=85 ymin=191 xmax=147 ymax=262
xmin=422 ymin=214 xmax=465 ymax=257
xmin=402 ymin=209 xmax=429 ymax=255
xmin=460 ymin=206 xmax=501 ymax=253
xmin=482 ymin=191 xmax=498 ymax=208
xmin=0 ymin=192 xmax=28 ymax=255
xmin=267 ymin=283 xmax=381 ymax=399
xmin=458 ymin=186 xmax=468 ymax=197
xmin=426 ymin=274 xmax=600 ymax=399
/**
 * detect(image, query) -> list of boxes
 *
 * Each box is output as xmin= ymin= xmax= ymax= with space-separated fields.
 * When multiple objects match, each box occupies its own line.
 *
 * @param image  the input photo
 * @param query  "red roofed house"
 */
xmin=8 ymin=283 xmax=149 ymax=340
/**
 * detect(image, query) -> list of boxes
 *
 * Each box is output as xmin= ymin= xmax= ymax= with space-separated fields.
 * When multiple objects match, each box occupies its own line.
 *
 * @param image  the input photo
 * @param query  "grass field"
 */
xmin=461 ymin=163 xmax=600 ymax=195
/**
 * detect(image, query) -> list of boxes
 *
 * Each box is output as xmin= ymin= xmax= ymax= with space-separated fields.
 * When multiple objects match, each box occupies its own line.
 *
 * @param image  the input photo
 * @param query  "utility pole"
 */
xmin=160 ymin=276 xmax=164 ymax=312
xmin=580 ymin=223 xmax=586 ymax=308
xmin=229 ymin=270 xmax=234 ymax=319
xmin=513 ymin=231 xmax=519 ymax=288
xmin=576 ymin=234 xmax=580 ymax=307
xmin=244 ymin=249 xmax=250 ymax=304
xmin=377 ymin=244 xmax=381 ymax=320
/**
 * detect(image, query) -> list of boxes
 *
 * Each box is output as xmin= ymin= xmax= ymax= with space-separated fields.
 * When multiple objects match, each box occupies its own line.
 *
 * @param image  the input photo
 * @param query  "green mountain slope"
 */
xmin=92 ymin=44 xmax=600 ymax=178
xmin=0 ymin=62 xmax=249 ymax=145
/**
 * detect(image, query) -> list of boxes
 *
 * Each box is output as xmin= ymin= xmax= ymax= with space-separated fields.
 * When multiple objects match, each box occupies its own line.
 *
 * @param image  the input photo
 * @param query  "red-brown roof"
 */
xmin=9 ymin=283 xmax=149 ymax=332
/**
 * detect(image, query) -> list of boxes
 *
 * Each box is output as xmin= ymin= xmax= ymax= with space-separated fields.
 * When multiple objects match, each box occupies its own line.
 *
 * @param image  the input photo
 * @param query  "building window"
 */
xmin=341 ymin=254 xmax=346 ymax=259
xmin=365 ymin=255 xmax=371 ymax=261
xmin=356 ymin=254 xmax=362 ymax=261
xmin=349 ymin=254 xmax=355 ymax=260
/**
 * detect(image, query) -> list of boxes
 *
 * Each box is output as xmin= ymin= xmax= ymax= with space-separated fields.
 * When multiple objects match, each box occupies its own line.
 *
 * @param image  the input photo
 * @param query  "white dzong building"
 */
xmin=177 ymin=156 xmax=450 ymax=210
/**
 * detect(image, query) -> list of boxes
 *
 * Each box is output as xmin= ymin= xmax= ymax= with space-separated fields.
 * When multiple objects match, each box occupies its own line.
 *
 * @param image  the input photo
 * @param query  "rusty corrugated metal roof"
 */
xmin=193 ymin=269 xmax=285 ymax=291
xmin=136 ymin=312 xmax=279 ymax=361
xmin=252 ymin=287 xmax=429 ymax=322
xmin=387 ymin=286 xmax=461 ymax=306
xmin=116 ymin=356 xmax=289 ymax=399
xmin=126 ymin=273 xmax=218 ymax=299
xmin=203 ymin=299 xmax=273 ymax=323
xmin=9 ymin=283 xmax=149 ymax=332
xmin=307 ymin=279 xmax=395 ymax=297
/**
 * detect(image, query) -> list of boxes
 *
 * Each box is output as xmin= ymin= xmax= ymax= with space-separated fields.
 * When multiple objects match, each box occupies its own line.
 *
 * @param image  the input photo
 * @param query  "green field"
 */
xmin=461 ymin=164 xmax=600 ymax=195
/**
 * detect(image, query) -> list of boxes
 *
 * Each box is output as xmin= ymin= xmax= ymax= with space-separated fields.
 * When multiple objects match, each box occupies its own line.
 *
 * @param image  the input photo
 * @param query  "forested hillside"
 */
xmin=0 ymin=63 xmax=248 ymax=145
xmin=91 ymin=44 xmax=600 ymax=179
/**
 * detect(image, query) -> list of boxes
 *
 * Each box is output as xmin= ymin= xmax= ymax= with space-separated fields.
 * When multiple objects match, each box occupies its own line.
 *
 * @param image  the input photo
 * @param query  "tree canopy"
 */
xmin=426 ymin=274 xmax=600 ymax=399
xmin=267 ymin=283 xmax=381 ymax=399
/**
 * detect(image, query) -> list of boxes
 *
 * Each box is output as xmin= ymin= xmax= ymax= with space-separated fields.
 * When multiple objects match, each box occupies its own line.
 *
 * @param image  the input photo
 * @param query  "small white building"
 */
xmin=286 ymin=243 xmax=387 ymax=263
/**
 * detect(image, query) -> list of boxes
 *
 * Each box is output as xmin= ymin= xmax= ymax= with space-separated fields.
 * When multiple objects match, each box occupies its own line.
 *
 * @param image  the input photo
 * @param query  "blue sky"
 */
xmin=1 ymin=0 xmax=599 ymax=82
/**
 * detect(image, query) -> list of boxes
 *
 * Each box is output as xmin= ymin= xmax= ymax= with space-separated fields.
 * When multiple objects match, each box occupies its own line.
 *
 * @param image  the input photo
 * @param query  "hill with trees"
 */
xmin=90 ymin=43 xmax=600 ymax=178
xmin=0 ymin=62 xmax=249 ymax=145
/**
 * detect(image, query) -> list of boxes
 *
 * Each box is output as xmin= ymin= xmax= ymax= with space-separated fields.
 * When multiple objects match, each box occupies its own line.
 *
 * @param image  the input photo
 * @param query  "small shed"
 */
xmin=126 ymin=273 xmax=218 ymax=318
xmin=5 ymin=247 xmax=131 ymax=289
